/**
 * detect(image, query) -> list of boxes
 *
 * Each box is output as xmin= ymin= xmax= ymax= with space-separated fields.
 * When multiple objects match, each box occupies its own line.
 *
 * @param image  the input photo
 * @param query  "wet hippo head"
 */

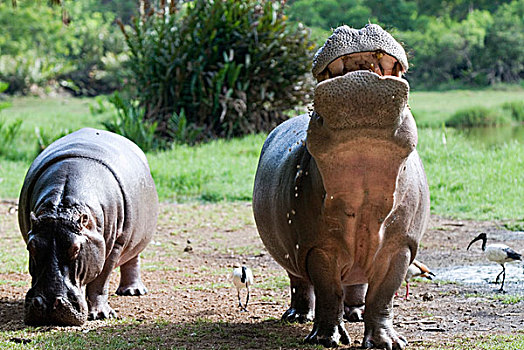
xmin=24 ymin=211 xmax=104 ymax=326
xmin=307 ymin=24 xmax=417 ymax=200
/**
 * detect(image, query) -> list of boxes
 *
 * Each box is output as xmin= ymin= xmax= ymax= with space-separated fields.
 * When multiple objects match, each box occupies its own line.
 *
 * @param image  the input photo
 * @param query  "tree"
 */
xmin=476 ymin=0 xmax=524 ymax=84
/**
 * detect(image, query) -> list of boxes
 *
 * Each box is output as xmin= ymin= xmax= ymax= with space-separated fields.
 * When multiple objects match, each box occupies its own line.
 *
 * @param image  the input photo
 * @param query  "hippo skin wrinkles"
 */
xmin=19 ymin=128 xmax=158 ymax=326
xmin=253 ymin=24 xmax=430 ymax=349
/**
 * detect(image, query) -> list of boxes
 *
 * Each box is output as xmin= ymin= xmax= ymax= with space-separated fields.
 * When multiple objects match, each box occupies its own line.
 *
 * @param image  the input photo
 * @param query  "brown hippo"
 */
xmin=19 ymin=128 xmax=158 ymax=326
xmin=253 ymin=24 xmax=430 ymax=349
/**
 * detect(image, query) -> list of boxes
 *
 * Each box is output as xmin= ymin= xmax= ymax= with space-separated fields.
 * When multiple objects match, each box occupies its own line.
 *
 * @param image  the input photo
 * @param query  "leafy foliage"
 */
xmin=286 ymin=0 xmax=524 ymax=88
xmin=445 ymin=106 xmax=511 ymax=127
xmin=502 ymin=100 xmax=524 ymax=122
xmin=287 ymin=0 xmax=373 ymax=30
xmin=0 ymin=0 xmax=128 ymax=95
xmin=476 ymin=0 xmax=524 ymax=85
xmin=102 ymin=92 xmax=160 ymax=152
xmin=34 ymin=127 xmax=71 ymax=155
xmin=122 ymin=0 xmax=314 ymax=141
xmin=0 ymin=119 xmax=23 ymax=159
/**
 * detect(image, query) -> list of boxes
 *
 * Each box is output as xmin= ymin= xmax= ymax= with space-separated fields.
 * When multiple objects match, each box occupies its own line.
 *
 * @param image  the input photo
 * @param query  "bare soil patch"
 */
xmin=0 ymin=201 xmax=523 ymax=349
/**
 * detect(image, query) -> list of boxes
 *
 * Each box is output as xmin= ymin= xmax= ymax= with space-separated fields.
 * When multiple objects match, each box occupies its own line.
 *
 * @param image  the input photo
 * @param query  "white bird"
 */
xmin=467 ymin=232 xmax=522 ymax=292
xmin=403 ymin=259 xmax=435 ymax=299
xmin=231 ymin=265 xmax=254 ymax=311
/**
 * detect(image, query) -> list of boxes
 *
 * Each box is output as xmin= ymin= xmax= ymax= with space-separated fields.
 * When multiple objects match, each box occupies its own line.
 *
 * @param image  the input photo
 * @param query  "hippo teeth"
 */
xmin=316 ymin=51 xmax=402 ymax=82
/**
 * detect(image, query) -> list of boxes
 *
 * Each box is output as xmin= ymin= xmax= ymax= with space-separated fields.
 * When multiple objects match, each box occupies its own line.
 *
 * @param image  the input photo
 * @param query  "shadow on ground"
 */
xmin=0 ymin=317 xmax=364 ymax=350
xmin=0 ymin=298 xmax=24 ymax=329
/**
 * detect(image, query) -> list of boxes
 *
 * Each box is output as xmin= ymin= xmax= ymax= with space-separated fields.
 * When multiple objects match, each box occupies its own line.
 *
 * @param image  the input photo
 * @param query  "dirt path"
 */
xmin=1 ymin=201 xmax=523 ymax=349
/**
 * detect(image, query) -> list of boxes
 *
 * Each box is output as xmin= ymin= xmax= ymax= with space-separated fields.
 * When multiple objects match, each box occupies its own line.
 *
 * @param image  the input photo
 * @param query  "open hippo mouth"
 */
xmin=316 ymin=50 xmax=404 ymax=82
xmin=309 ymin=25 xmax=411 ymax=130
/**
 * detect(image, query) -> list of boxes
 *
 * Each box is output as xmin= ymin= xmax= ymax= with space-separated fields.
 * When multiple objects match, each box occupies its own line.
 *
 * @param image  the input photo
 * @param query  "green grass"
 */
xmin=440 ymin=333 xmax=524 ymax=350
xmin=1 ymin=93 xmax=523 ymax=223
xmin=148 ymin=134 xmax=265 ymax=202
xmin=465 ymin=292 xmax=524 ymax=305
xmin=1 ymin=96 xmax=105 ymax=159
xmin=418 ymin=128 xmax=523 ymax=221
xmin=0 ymin=318 xmax=321 ymax=349
xmin=410 ymin=88 xmax=524 ymax=127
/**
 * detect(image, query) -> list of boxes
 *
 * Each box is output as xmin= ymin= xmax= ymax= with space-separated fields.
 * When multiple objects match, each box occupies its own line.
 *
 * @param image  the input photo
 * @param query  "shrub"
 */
xmin=445 ymin=106 xmax=511 ymax=127
xmin=502 ymin=100 xmax=524 ymax=122
xmin=34 ymin=127 xmax=71 ymax=155
xmin=121 ymin=0 xmax=314 ymax=141
xmin=102 ymin=92 xmax=160 ymax=152
xmin=0 ymin=1 xmax=128 ymax=96
xmin=0 ymin=82 xmax=10 ymax=111
xmin=0 ymin=119 xmax=23 ymax=159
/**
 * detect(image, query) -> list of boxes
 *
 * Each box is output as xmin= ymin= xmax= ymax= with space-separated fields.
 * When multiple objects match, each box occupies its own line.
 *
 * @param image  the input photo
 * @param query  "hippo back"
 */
xmin=19 ymin=128 xmax=157 ymax=240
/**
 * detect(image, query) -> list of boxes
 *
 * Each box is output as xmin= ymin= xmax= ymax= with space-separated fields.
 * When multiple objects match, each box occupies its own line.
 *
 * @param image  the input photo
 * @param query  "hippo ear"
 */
xmin=78 ymin=213 xmax=93 ymax=231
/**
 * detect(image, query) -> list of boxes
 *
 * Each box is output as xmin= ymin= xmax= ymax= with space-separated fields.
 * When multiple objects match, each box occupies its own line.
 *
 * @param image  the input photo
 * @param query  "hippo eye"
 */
xmin=69 ymin=241 xmax=81 ymax=261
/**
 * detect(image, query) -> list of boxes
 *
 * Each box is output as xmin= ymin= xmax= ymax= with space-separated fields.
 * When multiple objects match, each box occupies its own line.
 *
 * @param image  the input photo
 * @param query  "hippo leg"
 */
xmin=116 ymin=255 xmax=148 ymax=296
xmin=282 ymin=273 xmax=314 ymax=323
xmin=363 ymin=247 xmax=411 ymax=350
xmin=344 ymin=284 xmax=367 ymax=322
xmin=304 ymin=248 xmax=350 ymax=347
xmin=86 ymin=247 xmax=122 ymax=320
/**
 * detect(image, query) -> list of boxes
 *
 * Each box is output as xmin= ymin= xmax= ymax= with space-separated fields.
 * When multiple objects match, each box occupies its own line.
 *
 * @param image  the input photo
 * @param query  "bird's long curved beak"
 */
xmin=467 ymin=234 xmax=485 ymax=250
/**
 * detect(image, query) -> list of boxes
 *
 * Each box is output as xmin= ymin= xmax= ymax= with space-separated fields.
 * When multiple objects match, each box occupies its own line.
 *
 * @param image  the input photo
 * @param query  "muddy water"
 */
xmin=460 ymin=124 xmax=524 ymax=145
xmin=435 ymin=263 xmax=524 ymax=295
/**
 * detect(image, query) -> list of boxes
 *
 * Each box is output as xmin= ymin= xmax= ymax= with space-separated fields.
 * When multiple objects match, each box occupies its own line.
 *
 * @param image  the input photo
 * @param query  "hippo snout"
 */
xmin=25 ymin=289 xmax=87 ymax=326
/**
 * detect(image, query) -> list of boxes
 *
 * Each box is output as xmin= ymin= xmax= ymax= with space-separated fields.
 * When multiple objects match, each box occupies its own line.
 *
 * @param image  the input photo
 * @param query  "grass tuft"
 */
xmin=445 ymin=106 xmax=511 ymax=127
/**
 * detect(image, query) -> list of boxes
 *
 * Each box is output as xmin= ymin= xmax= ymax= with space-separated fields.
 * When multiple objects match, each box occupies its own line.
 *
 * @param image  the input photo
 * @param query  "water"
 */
xmin=460 ymin=124 xmax=524 ymax=145
xmin=435 ymin=263 xmax=524 ymax=295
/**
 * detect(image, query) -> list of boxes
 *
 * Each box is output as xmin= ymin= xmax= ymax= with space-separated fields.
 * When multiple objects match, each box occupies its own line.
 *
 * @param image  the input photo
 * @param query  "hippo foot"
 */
xmin=88 ymin=304 xmax=116 ymax=321
xmin=116 ymin=282 xmax=148 ymax=296
xmin=343 ymin=304 xmax=364 ymax=322
xmin=282 ymin=308 xmax=314 ymax=324
xmin=363 ymin=326 xmax=407 ymax=350
xmin=304 ymin=322 xmax=350 ymax=348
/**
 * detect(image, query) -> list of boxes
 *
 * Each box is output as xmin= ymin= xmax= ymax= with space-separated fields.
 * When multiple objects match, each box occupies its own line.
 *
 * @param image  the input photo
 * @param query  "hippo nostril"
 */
xmin=32 ymin=296 xmax=45 ymax=310
xmin=53 ymin=297 xmax=65 ymax=310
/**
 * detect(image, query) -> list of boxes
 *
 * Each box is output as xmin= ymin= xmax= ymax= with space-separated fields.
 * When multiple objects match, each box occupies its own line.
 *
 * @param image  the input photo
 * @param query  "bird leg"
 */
xmin=237 ymin=289 xmax=248 ymax=312
xmin=237 ymin=290 xmax=243 ymax=308
xmin=499 ymin=265 xmax=506 ymax=293
xmin=495 ymin=266 xmax=504 ymax=284
xmin=404 ymin=282 xmax=410 ymax=300
xmin=245 ymin=285 xmax=250 ymax=309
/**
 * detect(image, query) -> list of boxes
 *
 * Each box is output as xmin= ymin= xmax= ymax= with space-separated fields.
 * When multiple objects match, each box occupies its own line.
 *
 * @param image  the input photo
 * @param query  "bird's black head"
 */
xmin=467 ymin=232 xmax=487 ymax=251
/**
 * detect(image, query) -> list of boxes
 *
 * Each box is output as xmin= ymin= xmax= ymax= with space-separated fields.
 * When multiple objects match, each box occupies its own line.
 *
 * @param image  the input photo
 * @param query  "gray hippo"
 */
xmin=19 ymin=128 xmax=158 ymax=326
xmin=253 ymin=24 xmax=430 ymax=349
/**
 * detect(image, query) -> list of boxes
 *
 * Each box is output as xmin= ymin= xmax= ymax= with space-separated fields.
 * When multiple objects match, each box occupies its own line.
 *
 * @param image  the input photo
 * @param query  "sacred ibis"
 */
xmin=467 ymin=232 xmax=522 ymax=292
xmin=231 ymin=265 xmax=254 ymax=311
xmin=403 ymin=259 xmax=435 ymax=299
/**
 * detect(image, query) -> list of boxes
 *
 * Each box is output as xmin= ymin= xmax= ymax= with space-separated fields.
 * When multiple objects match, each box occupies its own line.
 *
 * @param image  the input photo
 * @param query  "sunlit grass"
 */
xmin=1 ymin=94 xmax=523 ymax=223
xmin=410 ymin=88 xmax=524 ymax=127
xmin=418 ymin=128 xmax=523 ymax=221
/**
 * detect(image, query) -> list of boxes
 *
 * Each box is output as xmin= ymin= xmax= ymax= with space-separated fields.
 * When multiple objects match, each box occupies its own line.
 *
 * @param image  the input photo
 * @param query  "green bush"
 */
xmin=102 ymin=92 xmax=160 ymax=152
xmin=0 ymin=82 xmax=10 ymax=111
xmin=445 ymin=106 xmax=511 ymax=127
xmin=0 ymin=119 xmax=23 ymax=159
xmin=121 ymin=0 xmax=314 ymax=141
xmin=502 ymin=100 xmax=524 ymax=122
xmin=0 ymin=0 xmax=128 ymax=95
xmin=34 ymin=127 xmax=71 ymax=155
